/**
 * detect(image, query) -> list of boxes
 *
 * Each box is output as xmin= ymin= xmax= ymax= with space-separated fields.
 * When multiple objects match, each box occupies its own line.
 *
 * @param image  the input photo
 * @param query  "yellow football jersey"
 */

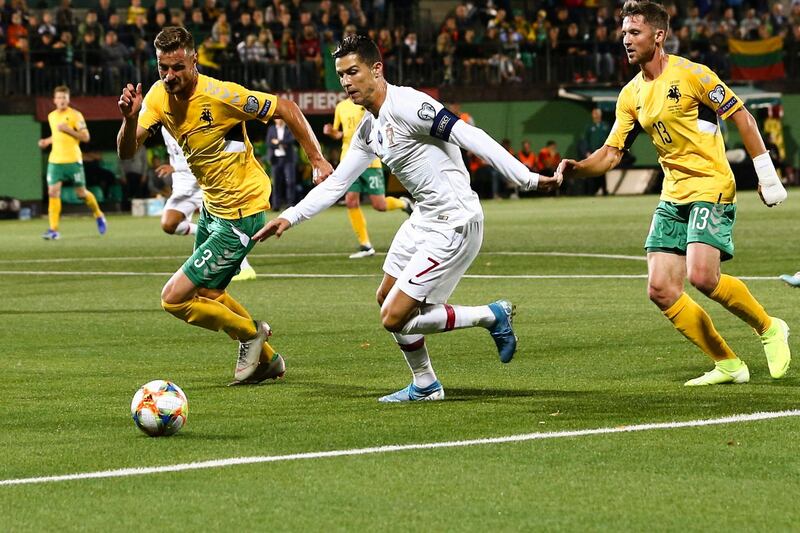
xmin=138 ymin=74 xmax=277 ymax=219
xmin=48 ymin=107 xmax=86 ymax=164
xmin=333 ymin=98 xmax=381 ymax=169
xmin=606 ymin=55 xmax=744 ymax=204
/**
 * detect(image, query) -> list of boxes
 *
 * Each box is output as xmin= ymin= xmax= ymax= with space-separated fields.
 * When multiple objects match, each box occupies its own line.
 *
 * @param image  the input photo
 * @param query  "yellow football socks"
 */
xmin=709 ymin=274 xmax=771 ymax=334
xmin=48 ymin=197 xmax=61 ymax=231
xmin=162 ymin=297 xmax=257 ymax=340
xmin=347 ymin=206 xmax=370 ymax=246
xmin=215 ymin=292 xmax=276 ymax=359
xmin=83 ymin=191 xmax=103 ymax=218
xmin=664 ymin=293 xmax=736 ymax=361
xmin=385 ymin=196 xmax=405 ymax=211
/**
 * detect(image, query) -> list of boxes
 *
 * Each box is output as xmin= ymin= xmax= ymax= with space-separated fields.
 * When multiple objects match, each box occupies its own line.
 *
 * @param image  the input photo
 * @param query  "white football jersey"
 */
xmin=161 ymin=126 xmax=200 ymax=194
xmin=281 ymin=83 xmax=539 ymax=230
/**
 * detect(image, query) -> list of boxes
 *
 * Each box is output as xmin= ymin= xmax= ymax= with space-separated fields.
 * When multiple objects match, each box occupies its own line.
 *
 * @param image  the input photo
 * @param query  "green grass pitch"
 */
xmin=1 ymin=191 xmax=799 ymax=531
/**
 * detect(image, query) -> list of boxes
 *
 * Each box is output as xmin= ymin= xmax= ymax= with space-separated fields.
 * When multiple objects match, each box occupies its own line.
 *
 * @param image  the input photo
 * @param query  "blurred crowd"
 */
xmin=0 ymin=0 xmax=798 ymax=96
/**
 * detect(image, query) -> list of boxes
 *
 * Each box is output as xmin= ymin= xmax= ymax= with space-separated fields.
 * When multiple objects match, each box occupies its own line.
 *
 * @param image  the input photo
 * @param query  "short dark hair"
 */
xmin=621 ymin=1 xmax=670 ymax=31
xmin=332 ymin=34 xmax=382 ymax=66
xmin=154 ymin=26 xmax=195 ymax=53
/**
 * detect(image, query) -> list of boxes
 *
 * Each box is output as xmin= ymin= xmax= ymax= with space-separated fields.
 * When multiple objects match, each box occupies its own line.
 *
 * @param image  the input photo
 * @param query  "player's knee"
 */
xmin=687 ymin=269 xmax=718 ymax=295
xmin=371 ymin=199 xmax=387 ymax=211
xmin=161 ymin=219 xmax=178 ymax=234
xmin=345 ymin=197 xmax=360 ymax=209
xmin=381 ymin=313 xmax=405 ymax=333
xmin=648 ymin=283 xmax=680 ymax=309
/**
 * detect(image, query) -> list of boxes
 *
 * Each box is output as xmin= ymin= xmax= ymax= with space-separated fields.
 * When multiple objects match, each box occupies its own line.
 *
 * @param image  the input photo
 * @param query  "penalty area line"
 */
xmin=2 ymin=409 xmax=799 ymax=487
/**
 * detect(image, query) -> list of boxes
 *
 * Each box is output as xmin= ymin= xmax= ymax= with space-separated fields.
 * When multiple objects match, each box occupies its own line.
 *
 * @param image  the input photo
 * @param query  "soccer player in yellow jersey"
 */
xmin=323 ymin=97 xmax=413 ymax=259
xmin=117 ymin=27 xmax=333 ymax=385
xmin=38 ymin=85 xmax=107 ymax=240
xmin=559 ymin=1 xmax=790 ymax=386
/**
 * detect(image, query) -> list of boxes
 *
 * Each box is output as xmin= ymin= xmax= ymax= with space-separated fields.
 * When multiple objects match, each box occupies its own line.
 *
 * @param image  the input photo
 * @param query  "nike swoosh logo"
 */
xmin=408 ymin=279 xmax=425 ymax=286
xmin=365 ymin=138 xmax=372 ymax=144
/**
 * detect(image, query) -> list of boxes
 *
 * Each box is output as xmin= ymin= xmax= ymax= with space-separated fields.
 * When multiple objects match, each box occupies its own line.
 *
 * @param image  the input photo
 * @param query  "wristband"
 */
xmin=753 ymin=152 xmax=779 ymax=185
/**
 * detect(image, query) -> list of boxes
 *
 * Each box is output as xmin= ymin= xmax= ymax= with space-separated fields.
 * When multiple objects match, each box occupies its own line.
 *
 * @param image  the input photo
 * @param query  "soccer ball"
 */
xmin=131 ymin=380 xmax=189 ymax=437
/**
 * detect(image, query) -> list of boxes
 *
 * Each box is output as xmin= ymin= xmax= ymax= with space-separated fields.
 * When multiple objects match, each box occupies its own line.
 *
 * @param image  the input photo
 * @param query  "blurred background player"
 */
xmin=558 ymin=0 xmax=790 ymax=386
xmin=38 ymin=85 xmax=107 ymax=240
xmin=158 ymin=126 xmax=256 ymax=281
xmin=324 ymin=96 xmax=412 ymax=259
xmin=118 ymin=27 xmax=333 ymax=385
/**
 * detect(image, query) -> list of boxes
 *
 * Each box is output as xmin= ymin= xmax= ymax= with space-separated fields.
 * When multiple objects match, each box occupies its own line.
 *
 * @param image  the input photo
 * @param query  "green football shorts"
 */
xmin=645 ymin=200 xmax=737 ymax=261
xmin=46 ymin=162 xmax=86 ymax=187
xmin=182 ymin=208 xmax=266 ymax=289
xmin=347 ymin=168 xmax=385 ymax=196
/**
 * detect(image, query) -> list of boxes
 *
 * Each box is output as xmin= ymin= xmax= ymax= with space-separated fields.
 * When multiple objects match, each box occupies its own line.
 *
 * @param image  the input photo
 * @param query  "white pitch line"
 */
xmin=2 ymin=409 xmax=798 ymax=487
xmin=0 ymin=270 xmax=782 ymax=281
xmin=0 ymin=251 xmax=647 ymax=264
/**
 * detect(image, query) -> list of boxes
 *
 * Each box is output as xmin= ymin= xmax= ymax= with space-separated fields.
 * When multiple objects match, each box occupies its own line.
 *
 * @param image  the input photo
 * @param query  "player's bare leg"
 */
xmin=161 ymin=208 xmax=196 ymax=235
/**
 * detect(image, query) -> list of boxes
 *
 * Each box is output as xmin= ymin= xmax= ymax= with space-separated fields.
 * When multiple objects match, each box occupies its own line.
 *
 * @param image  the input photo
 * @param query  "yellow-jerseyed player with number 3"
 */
xmin=559 ymin=0 xmax=790 ymax=386
xmin=117 ymin=27 xmax=333 ymax=385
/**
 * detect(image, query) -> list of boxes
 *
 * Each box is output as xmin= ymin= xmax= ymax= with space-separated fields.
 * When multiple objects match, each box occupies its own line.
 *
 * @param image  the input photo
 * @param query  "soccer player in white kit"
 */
xmin=159 ymin=126 xmax=256 ymax=280
xmin=255 ymin=35 xmax=562 ymax=401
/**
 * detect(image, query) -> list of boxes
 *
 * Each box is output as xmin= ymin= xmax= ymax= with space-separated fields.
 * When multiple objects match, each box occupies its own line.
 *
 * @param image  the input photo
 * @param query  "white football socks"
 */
xmin=399 ymin=304 xmax=496 ymax=335
xmin=392 ymin=333 xmax=437 ymax=388
xmin=174 ymin=219 xmax=197 ymax=235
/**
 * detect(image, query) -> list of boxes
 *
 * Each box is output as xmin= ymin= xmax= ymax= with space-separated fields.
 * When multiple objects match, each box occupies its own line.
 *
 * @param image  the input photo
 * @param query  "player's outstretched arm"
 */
xmin=728 ymin=108 xmax=786 ymax=207
xmin=560 ymin=145 xmax=623 ymax=180
xmin=322 ymin=123 xmax=343 ymax=140
xmin=274 ymin=98 xmax=334 ymax=183
xmin=253 ymin=217 xmax=291 ymax=242
xmin=117 ymin=83 xmax=147 ymax=159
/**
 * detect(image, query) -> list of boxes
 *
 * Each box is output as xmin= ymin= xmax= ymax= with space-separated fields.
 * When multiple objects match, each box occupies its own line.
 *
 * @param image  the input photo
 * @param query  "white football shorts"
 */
xmin=164 ymin=183 xmax=203 ymax=219
xmin=383 ymin=218 xmax=483 ymax=304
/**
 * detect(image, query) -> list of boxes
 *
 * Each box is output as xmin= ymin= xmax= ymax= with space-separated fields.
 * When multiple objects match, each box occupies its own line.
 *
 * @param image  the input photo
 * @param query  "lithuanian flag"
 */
xmin=729 ymin=36 xmax=785 ymax=81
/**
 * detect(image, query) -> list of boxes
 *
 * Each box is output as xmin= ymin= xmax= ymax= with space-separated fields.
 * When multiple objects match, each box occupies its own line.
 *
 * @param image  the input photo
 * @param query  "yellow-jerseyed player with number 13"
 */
xmin=559 ymin=0 xmax=790 ymax=386
xmin=117 ymin=27 xmax=333 ymax=385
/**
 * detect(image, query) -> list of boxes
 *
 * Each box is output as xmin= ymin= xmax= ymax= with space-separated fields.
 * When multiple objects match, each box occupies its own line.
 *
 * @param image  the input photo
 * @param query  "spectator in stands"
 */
xmin=225 ymin=0 xmax=243 ymax=23
xmin=592 ymin=24 xmax=616 ymax=80
xmin=96 ymin=0 xmax=113 ymax=28
xmin=55 ymin=0 xmax=76 ymax=33
xmin=739 ymin=8 xmax=760 ymax=39
xmin=38 ymin=10 xmax=57 ymax=40
xmin=186 ymin=8 xmax=209 ymax=41
xmin=538 ymin=140 xmax=561 ymax=175
xmin=78 ymin=10 xmax=104 ymax=44
xmin=101 ymin=30 xmax=130 ymax=92
xmin=456 ymin=28 xmax=485 ymax=84
xmin=211 ymin=12 xmax=231 ymax=42
xmin=232 ymin=11 xmax=257 ymax=43
xmin=720 ymin=7 xmax=738 ymax=33
xmin=76 ymin=30 xmax=104 ymax=93
xmin=181 ymin=0 xmax=195 ymax=24
xmin=769 ymin=1 xmax=788 ymax=36
xmin=148 ymin=0 xmax=170 ymax=26
xmin=518 ymin=139 xmax=537 ymax=172
xmin=6 ymin=11 xmax=28 ymax=49
xmin=202 ymin=0 xmax=220 ymax=25
xmin=126 ymin=0 xmax=146 ymax=25
xmin=401 ymin=31 xmax=427 ymax=85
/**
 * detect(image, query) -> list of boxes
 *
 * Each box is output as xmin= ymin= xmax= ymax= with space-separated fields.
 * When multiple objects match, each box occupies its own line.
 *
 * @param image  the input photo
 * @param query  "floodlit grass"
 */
xmin=1 ymin=192 xmax=798 ymax=531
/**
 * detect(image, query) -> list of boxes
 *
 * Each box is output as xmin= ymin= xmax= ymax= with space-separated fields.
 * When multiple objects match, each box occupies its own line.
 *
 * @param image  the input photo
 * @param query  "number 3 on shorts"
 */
xmin=194 ymin=249 xmax=213 ymax=268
